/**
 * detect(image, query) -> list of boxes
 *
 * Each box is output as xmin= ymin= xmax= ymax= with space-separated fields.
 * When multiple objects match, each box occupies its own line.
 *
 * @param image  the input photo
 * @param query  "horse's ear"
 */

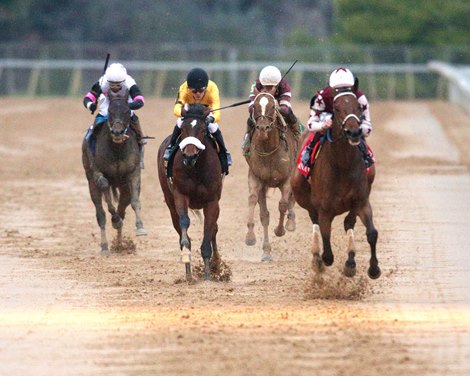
xmin=353 ymin=77 xmax=359 ymax=92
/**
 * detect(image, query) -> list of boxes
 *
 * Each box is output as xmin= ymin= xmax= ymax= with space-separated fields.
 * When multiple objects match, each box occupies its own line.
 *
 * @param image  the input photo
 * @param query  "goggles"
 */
xmin=190 ymin=87 xmax=206 ymax=94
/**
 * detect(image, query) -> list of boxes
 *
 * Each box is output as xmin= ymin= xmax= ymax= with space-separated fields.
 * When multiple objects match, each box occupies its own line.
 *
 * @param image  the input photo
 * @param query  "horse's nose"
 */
xmin=345 ymin=127 xmax=362 ymax=139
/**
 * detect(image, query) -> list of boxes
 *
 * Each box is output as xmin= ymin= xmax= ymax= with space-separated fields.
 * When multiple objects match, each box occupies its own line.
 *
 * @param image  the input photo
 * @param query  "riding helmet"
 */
xmin=329 ymin=67 xmax=354 ymax=88
xmin=105 ymin=63 xmax=127 ymax=83
xmin=259 ymin=66 xmax=282 ymax=86
xmin=187 ymin=68 xmax=209 ymax=89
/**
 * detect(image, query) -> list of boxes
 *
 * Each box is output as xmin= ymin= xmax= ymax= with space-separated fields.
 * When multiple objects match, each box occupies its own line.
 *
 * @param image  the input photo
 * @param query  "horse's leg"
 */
xmin=103 ymin=189 xmax=123 ymax=245
xmin=88 ymin=182 xmax=109 ymax=255
xmin=285 ymin=191 xmax=296 ymax=232
xmin=202 ymin=201 xmax=220 ymax=280
xmin=174 ymin=194 xmax=192 ymax=280
xmin=319 ymin=212 xmax=334 ymax=266
xmin=308 ymin=210 xmax=324 ymax=273
xmin=246 ymin=172 xmax=262 ymax=246
xmin=274 ymin=182 xmax=289 ymax=237
xmin=128 ymin=171 xmax=147 ymax=236
xmin=358 ymin=201 xmax=381 ymax=279
xmin=258 ymin=186 xmax=272 ymax=261
xmin=343 ymin=211 xmax=357 ymax=277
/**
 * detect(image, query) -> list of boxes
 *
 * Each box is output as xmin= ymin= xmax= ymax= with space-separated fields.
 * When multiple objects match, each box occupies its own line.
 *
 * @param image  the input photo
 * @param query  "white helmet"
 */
xmin=329 ymin=67 xmax=354 ymax=89
xmin=259 ymin=65 xmax=282 ymax=86
xmin=105 ymin=63 xmax=127 ymax=83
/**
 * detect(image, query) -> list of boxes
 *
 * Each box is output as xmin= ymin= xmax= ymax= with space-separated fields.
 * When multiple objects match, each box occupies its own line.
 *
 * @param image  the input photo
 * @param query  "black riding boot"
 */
xmin=283 ymin=111 xmax=299 ymax=135
xmin=212 ymin=129 xmax=232 ymax=174
xmin=242 ymin=117 xmax=255 ymax=156
xmin=358 ymin=138 xmax=374 ymax=168
xmin=163 ymin=125 xmax=182 ymax=161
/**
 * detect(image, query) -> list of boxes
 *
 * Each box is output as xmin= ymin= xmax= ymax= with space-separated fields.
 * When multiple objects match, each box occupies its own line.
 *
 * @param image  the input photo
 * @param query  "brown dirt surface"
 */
xmin=1 ymin=97 xmax=470 ymax=375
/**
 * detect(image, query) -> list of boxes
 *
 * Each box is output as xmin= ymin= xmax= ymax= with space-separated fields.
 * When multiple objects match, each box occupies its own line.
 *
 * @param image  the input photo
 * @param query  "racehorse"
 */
xmin=245 ymin=93 xmax=299 ymax=261
xmin=291 ymin=90 xmax=381 ymax=279
xmin=157 ymin=104 xmax=223 ymax=281
xmin=82 ymin=89 xmax=147 ymax=254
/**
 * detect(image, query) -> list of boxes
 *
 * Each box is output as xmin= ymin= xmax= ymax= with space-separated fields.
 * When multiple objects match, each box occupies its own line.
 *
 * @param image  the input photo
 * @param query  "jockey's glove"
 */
xmin=129 ymin=99 xmax=144 ymax=110
xmin=205 ymin=115 xmax=215 ymax=126
xmin=87 ymin=101 xmax=97 ymax=114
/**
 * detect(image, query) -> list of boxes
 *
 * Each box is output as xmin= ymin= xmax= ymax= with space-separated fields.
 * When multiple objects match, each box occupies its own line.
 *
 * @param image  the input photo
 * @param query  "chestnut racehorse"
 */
xmin=291 ymin=90 xmax=380 ymax=279
xmin=245 ymin=93 xmax=299 ymax=261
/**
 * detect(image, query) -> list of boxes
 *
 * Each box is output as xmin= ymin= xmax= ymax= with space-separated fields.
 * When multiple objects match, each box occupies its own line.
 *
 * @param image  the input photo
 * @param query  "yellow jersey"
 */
xmin=173 ymin=80 xmax=221 ymax=122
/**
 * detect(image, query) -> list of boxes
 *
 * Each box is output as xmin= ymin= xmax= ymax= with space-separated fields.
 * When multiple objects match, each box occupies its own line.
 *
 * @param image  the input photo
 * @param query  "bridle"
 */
xmin=180 ymin=117 xmax=207 ymax=168
xmin=107 ymin=95 xmax=130 ymax=144
xmin=330 ymin=91 xmax=363 ymax=143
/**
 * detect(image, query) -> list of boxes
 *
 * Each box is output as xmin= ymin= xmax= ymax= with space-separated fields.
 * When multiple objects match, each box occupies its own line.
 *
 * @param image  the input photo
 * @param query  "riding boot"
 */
xmin=242 ymin=117 xmax=255 ymax=156
xmin=301 ymin=132 xmax=322 ymax=167
xmin=358 ymin=138 xmax=374 ymax=168
xmin=212 ymin=129 xmax=232 ymax=174
xmin=283 ymin=111 xmax=299 ymax=135
xmin=164 ymin=125 xmax=182 ymax=161
xmin=130 ymin=114 xmax=146 ymax=169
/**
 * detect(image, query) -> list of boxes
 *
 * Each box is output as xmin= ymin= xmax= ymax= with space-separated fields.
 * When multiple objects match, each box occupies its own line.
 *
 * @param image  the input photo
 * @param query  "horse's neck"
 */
xmin=324 ymin=137 xmax=359 ymax=169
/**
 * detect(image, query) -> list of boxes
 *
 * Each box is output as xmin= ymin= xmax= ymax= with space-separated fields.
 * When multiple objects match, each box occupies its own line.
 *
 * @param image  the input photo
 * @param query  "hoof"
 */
xmin=322 ymin=252 xmax=334 ymax=266
xmin=368 ymin=266 xmax=381 ymax=279
xmin=185 ymin=263 xmax=192 ymax=281
xmin=274 ymin=226 xmax=286 ymax=237
xmin=136 ymin=227 xmax=147 ymax=236
xmin=203 ymin=258 xmax=211 ymax=280
xmin=100 ymin=246 xmax=110 ymax=256
xmin=312 ymin=254 xmax=324 ymax=273
xmin=285 ymin=220 xmax=296 ymax=232
xmin=261 ymin=253 xmax=273 ymax=262
xmin=245 ymin=236 xmax=256 ymax=246
xmin=96 ymin=176 xmax=109 ymax=191
xmin=343 ymin=265 xmax=356 ymax=277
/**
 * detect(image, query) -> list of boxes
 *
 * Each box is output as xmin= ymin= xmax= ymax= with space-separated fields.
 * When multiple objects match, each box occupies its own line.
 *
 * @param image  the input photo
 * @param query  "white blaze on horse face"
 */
xmin=191 ymin=120 xmax=197 ymax=128
xmin=259 ymin=96 xmax=269 ymax=116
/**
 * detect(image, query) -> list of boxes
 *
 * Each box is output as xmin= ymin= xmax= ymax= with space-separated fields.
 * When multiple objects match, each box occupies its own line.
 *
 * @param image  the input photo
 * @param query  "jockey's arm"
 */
xmin=358 ymin=94 xmax=372 ymax=137
xmin=129 ymin=84 xmax=145 ymax=110
xmin=83 ymin=81 xmax=101 ymax=110
xmin=307 ymin=92 xmax=331 ymax=132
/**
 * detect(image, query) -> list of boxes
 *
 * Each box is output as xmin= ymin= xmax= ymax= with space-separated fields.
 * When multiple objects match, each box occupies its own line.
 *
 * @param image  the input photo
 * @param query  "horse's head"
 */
xmin=332 ymin=90 xmax=363 ymax=145
xmin=252 ymin=93 xmax=278 ymax=139
xmin=179 ymin=104 xmax=207 ymax=168
xmin=107 ymin=89 xmax=131 ymax=144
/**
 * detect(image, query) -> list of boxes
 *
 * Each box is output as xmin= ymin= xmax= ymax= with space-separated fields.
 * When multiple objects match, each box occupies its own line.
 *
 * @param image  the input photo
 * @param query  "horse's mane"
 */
xmin=183 ymin=104 xmax=207 ymax=120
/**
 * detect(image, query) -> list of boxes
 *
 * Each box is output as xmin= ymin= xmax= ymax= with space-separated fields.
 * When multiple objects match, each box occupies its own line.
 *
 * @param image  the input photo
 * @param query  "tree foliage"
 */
xmin=333 ymin=0 xmax=470 ymax=45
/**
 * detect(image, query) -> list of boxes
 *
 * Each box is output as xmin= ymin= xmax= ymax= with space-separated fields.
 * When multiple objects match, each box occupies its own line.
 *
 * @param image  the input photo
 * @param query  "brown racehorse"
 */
xmin=82 ymin=89 xmax=147 ymax=255
xmin=245 ymin=93 xmax=299 ymax=261
xmin=157 ymin=104 xmax=223 ymax=281
xmin=291 ymin=90 xmax=380 ymax=279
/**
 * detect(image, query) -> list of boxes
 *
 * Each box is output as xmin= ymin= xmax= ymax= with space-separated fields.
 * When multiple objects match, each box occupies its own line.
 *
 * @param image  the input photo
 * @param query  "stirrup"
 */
xmin=226 ymin=152 xmax=232 ymax=166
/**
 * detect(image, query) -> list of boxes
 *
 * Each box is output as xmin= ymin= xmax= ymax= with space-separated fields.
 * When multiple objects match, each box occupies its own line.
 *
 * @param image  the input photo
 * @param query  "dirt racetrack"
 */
xmin=1 ymin=97 xmax=470 ymax=375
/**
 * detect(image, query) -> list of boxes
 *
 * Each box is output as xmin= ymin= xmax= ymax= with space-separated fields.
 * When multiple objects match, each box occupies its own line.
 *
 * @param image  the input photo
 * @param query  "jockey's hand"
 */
xmin=202 ymin=106 xmax=212 ymax=117
xmin=205 ymin=115 xmax=215 ymax=126
xmin=181 ymin=104 xmax=188 ymax=117
xmin=321 ymin=118 xmax=332 ymax=130
xmin=88 ymin=102 xmax=97 ymax=114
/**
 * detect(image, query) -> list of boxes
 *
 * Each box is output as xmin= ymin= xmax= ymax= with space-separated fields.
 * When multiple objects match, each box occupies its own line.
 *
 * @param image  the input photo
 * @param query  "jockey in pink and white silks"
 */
xmin=301 ymin=67 xmax=374 ymax=169
xmin=83 ymin=63 xmax=147 ymax=173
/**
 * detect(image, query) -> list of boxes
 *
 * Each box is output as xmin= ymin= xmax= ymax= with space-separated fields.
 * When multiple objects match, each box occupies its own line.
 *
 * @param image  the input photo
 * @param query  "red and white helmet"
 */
xmin=329 ymin=67 xmax=354 ymax=89
xmin=259 ymin=65 xmax=282 ymax=86
xmin=105 ymin=63 xmax=127 ymax=83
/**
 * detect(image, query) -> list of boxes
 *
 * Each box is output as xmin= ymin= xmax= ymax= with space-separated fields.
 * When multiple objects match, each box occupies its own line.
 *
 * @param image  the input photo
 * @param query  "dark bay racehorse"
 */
xmin=291 ymin=90 xmax=380 ymax=279
xmin=157 ymin=104 xmax=223 ymax=280
xmin=82 ymin=89 xmax=147 ymax=254
xmin=245 ymin=93 xmax=299 ymax=261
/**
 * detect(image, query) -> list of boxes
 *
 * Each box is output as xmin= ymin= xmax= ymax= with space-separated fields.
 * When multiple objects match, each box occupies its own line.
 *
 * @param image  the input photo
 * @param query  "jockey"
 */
xmin=242 ymin=65 xmax=299 ymax=155
xmin=83 ymin=63 xmax=147 ymax=169
xmin=164 ymin=67 xmax=232 ymax=174
xmin=302 ymin=67 xmax=374 ymax=167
